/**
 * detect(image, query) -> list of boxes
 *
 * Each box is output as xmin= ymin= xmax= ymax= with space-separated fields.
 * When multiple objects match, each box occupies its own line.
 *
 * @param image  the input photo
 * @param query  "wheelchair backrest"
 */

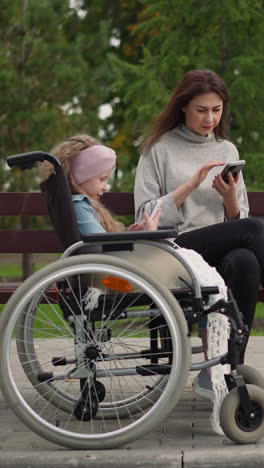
xmin=40 ymin=163 xmax=81 ymax=249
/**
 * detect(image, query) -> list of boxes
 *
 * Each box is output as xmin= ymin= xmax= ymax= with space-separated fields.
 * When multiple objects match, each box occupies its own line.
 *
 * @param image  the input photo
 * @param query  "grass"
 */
xmin=251 ymin=302 xmax=264 ymax=335
xmin=0 ymin=259 xmax=55 ymax=282
xmin=1 ymin=302 xmax=264 ymax=337
xmin=0 ymin=302 xmax=151 ymax=339
xmin=0 ymin=262 xmax=264 ymax=335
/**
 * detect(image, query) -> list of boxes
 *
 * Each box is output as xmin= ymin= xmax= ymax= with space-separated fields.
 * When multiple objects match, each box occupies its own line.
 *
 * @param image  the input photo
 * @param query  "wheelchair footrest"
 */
xmin=136 ymin=364 xmax=171 ymax=376
xmin=38 ymin=372 xmax=54 ymax=382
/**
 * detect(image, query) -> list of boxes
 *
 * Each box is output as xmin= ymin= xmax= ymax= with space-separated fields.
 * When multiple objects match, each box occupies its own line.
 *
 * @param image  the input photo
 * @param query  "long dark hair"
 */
xmin=142 ymin=69 xmax=230 ymax=152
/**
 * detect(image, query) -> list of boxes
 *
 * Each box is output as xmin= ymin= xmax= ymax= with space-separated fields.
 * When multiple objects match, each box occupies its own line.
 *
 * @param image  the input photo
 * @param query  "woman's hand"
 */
xmin=213 ymin=171 xmax=240 ymax=219
xmin=212 ymin=171 xmax=239 ymax=197
xmin=173 ymin=160 xmax=225 ymax=208
xmin=190 ymin=160 xmax=225 ymax=189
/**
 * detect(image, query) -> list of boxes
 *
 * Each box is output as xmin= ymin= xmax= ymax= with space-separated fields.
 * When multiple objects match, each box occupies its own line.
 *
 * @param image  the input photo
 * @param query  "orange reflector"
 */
xmin=102 ymin=276 xmax=133 ymax=293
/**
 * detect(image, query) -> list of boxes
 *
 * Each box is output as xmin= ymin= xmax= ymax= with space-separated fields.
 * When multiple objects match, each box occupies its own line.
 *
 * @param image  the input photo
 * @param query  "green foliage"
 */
xmin=243 ymin=153 xmax=264 ymax=191
xmin=1 ymin=0 xmax=264 ymax=201
xmin=0 ymin=1 xmax=102 ymax=198
xmin=106 ymin=0 xmax=264 ymax=191
xmin=0 ymin=0 xmax=104 ymax=233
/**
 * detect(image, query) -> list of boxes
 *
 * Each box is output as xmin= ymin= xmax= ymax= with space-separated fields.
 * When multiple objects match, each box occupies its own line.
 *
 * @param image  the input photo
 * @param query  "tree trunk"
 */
xmin=22 ymin=253 xmax=34 ymax=280
xmin=21 ymin=215 xmax=35 ymax=280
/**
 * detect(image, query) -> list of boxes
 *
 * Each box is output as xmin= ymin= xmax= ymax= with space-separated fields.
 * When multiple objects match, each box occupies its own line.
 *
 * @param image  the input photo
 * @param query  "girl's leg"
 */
xmin=193 ymin=249 xmax=261 ymax=397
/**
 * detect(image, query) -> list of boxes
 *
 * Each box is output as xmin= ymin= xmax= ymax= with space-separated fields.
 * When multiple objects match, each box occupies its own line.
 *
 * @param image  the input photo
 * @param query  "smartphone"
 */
xmin=149 ymin=199 xmax=162 ymax=220
xmin=220 ymin=160 xmax=246 ymax=183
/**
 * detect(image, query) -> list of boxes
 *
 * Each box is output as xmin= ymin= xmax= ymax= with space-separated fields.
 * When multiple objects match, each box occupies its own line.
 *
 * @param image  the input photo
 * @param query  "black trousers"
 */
xmin=176 ymin=218 xmax=264 ymax=333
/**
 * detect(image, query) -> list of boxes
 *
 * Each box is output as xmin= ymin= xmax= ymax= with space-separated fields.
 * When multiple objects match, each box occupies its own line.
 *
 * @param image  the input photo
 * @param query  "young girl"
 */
xmin=47 ymin=134 xmax=160 ymax=234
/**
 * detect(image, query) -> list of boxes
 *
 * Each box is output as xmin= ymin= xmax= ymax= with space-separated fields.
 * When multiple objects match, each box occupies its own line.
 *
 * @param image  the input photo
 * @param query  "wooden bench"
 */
xmin=0 ymin=191 xmax=264 ymax=303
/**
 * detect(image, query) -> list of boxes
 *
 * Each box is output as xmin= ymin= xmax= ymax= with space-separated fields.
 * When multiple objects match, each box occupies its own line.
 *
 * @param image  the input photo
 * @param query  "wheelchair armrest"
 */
xmin=81 ymin=228 xmax=178 ymax=243
xmin=7 ymin=152 xmax=60 ymax=170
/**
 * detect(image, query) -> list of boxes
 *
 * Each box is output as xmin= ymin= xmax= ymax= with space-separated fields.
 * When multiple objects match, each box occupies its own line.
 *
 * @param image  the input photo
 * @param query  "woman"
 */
xmin=134 ymin=69 xmax=264 ymax=400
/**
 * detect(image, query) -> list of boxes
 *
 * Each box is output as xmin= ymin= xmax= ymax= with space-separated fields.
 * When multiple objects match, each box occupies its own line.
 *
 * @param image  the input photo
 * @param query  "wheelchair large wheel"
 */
xmin=16 ymin=294 xmax=169 ymax=417
xmin=0 ymin=254 xmax=190 ymax=449
xmin=220 ymin=384 xmax=264 ymax=444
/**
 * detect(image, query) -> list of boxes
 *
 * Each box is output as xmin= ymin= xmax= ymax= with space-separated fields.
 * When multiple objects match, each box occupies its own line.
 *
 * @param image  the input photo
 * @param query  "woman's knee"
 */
xmin=241 ymin=217 xmax=264 ymax=237
xmin=218 ymin=248 xmax=261 ymax=281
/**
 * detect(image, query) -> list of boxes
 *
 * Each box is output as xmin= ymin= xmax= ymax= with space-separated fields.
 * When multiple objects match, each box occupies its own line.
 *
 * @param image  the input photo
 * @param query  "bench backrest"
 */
xmin=0 ymin=191 xmax=263 ymax=254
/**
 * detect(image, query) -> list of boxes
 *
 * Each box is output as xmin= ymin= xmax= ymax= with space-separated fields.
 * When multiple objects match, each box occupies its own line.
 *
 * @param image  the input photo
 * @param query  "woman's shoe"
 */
xmin=192 ymin=369 xmax=214 ymax=401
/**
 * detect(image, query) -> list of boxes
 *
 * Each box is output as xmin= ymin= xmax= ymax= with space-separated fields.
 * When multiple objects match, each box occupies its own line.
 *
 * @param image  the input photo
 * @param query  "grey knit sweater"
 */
xmin=134 ymin=124 xmax=249 ymax=233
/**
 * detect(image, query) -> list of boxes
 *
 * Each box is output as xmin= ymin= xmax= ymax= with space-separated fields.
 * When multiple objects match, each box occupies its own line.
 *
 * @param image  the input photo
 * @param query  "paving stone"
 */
xmin=162 ymin=420 xmax=193 ymax=433
xmin=0 ymin=337 xmax=264 ymax=467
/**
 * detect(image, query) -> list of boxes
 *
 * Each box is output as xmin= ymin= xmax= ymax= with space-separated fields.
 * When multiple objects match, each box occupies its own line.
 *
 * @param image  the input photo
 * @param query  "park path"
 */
xmin=1 ymin=337 xmax=264 ymax=467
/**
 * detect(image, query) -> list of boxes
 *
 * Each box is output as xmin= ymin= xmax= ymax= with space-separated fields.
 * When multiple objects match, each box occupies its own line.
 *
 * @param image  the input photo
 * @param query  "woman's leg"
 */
xmin=217 ymin=248 xmax=261 ymax=331
xmin=177 ymin=218 xmax=263 ymax=333
xmin=176 ymin=219 xmax=263 ymax=389
xmin=217 ymin=248 xmax=261 ymax=362
xmin=176 ymin=218 xmax=264 ymax=285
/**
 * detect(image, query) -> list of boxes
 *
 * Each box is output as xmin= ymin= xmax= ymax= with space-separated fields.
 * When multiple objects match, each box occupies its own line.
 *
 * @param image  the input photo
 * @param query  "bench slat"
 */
xmin=0 ymin=191 xmax=263 ymax=216
xmin=0 ymin=230 xmax=62 ymax=253
xmin=0 ymin=192 xmax=135 ymax=216
xmin=0 ymin=283 xmax=58 ymax=303
xmin=247 ymin=192 xmax=264 ymax=216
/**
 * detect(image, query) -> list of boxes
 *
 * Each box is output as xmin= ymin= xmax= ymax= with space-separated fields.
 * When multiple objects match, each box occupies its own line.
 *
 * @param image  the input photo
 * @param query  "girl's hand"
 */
xmin=127 ymin=209 xmax=161 ymax=232
xmin=127 ymin=221 xmax=146 ymax=231
xmin=190 ymin=161 xmax=225 ymax=189
xmin=144 ymin=209 xmax=160 ymax=231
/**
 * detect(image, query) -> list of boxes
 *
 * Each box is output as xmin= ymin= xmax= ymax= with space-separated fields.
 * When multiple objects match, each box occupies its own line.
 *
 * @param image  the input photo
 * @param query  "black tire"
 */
xmin=220 ymin=384 xmax=264 ymax=444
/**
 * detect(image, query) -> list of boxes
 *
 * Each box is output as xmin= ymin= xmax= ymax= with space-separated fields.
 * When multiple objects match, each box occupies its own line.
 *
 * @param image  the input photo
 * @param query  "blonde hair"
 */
xmin=42 ymin=135 xmax=124 ymax=233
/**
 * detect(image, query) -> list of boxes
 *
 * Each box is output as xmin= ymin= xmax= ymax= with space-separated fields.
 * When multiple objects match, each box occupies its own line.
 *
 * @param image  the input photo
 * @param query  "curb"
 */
xmin=0 ymin=450 xmax=182 ymax=468
xmin=183 ymin=447 xmax=264 ymax=467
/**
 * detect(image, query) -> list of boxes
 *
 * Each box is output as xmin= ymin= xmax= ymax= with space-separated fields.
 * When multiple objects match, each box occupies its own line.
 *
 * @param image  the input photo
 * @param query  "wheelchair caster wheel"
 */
xmin=220 ymin=384 xmax=264 ymax=444
xmin=94 ymin=381 xmax=106 ymax=403
xmin=236 ymin=364 xmax=264 ymax=389
xmin=74 ymin=398 xmax=98 ymax=421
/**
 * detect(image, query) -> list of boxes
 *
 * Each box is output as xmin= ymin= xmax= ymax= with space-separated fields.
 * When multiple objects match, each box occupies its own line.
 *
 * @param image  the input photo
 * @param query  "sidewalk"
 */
xmin=1 ymin=337 xmax=264 ymax=467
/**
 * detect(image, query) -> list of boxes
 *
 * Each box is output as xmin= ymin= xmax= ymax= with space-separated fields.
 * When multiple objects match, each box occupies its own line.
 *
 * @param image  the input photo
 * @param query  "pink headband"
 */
xmin=70 ymin=145 xmax=116 ymax=185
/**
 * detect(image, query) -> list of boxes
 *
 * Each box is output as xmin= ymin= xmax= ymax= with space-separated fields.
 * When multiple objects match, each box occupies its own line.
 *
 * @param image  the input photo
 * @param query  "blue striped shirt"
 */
xmin=72 ymin=194 xmax=105 ymax=235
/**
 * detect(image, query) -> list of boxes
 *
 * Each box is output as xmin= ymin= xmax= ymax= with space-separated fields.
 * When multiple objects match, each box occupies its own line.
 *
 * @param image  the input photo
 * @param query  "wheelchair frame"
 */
xmin=0 ymin=151 xmax=264 ymax=449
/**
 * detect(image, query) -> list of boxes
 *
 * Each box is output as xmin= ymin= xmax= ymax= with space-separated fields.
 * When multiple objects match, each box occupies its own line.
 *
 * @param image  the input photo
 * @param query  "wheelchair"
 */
xmin=1 ymin=151 xmax=264 ymax=449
